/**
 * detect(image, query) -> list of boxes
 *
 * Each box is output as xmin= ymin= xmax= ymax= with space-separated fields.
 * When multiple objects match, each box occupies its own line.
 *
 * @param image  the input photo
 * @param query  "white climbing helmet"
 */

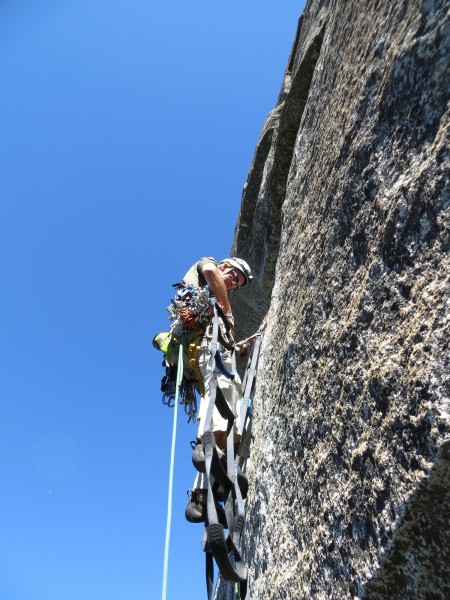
xmin=222 ymin=257 xmax=253 ymax=287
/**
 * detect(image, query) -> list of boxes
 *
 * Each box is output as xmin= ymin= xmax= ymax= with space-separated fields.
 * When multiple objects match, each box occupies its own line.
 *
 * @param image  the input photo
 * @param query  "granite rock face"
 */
xmin=225 ymin=0 xmax=450 ymax=598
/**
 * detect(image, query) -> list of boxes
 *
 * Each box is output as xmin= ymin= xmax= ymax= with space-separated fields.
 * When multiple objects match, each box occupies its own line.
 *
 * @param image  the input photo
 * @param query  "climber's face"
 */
xmin=220 ymin=265 xmax=246 ymax=291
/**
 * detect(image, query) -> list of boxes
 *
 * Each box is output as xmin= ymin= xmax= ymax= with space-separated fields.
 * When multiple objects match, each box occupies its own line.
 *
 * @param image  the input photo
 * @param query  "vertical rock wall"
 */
xmin=228 ymin=0 xmax=450 ymax=598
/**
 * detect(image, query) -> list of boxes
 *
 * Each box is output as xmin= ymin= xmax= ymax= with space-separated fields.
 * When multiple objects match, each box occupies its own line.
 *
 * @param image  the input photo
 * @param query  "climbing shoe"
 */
xmin=192 ymin=443 xmax=248 ymax=499
xmin=185 ymin=489 xmax=207 ymax=523
xmin=192 ymin=441 xmax=227 ymax=473
xmin=192 ymin=439 xmax=207 ymax=473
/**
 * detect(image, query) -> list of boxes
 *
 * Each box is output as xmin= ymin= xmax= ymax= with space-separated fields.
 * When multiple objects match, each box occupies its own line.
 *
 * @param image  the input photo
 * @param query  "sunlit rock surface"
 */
xmin=223 ymin=0 xmax=450 ymax=598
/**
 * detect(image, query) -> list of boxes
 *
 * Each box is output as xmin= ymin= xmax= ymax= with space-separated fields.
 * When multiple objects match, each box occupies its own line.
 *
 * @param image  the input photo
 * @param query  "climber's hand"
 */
xmin=235 ymin=340 xmax=250 ymax=357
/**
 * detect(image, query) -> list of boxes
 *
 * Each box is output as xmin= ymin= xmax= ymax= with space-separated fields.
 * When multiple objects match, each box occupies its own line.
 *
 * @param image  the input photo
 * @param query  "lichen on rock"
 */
xmin=221 ymin=0 xmax=450 ymax=598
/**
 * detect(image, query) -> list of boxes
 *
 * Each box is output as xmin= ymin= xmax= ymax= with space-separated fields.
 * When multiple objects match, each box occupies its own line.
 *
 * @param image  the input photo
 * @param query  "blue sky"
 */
xmin=0 ymin=2 xmax=304 ymax=598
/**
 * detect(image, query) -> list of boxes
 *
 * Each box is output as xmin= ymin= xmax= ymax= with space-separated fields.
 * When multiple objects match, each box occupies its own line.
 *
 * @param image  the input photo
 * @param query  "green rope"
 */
xmin=162 ymin=341 xmax=184 ymax=600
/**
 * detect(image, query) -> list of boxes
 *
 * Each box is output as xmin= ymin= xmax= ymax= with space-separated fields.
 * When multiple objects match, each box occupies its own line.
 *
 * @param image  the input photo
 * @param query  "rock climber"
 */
xmin=179 ymin=256 xmax=254 ymax=522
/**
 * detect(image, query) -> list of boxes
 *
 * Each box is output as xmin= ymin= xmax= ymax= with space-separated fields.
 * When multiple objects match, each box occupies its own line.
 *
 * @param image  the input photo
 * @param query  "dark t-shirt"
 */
xmin=182 ymin=257 xmax=217 ymax=288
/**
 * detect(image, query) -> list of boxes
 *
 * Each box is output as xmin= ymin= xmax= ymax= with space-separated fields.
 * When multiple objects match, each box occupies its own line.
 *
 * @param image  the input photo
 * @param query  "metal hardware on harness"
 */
xmin=167 ymin=284 xmax=213 ymax=337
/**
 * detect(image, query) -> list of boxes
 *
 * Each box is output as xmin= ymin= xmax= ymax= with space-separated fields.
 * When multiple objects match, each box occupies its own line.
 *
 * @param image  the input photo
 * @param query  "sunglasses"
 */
xmin=228 ymin=268 xmax=243 ymax=289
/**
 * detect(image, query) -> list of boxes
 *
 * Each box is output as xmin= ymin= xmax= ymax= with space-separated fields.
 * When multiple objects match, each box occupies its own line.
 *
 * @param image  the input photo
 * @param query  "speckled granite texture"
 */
xmin=219 ymin=1 xmax=450 ymax=598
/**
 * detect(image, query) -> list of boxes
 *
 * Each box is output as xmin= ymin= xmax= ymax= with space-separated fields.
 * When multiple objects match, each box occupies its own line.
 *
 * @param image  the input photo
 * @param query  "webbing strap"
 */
xmin=205 ymin=550 xmax=214 ymax=600
xmin=238 ymin=333 xmax=263 ymax=462
xmin=214 ymin=348 xmax=236 ymax=379
xmin=214 ymin=388 xmax=235 ymax=435
xmin=225 ymin=344 xmax=247 ymax=580
xmin=201 ymin=303 xmax=247 ymax=595
xmin=242 ymin=333 xmax=262 ymax=399
xmin=199 ymin=305 xmax=271 ymax=599
xmin=213 ymin=328 xmax=264 ymax=599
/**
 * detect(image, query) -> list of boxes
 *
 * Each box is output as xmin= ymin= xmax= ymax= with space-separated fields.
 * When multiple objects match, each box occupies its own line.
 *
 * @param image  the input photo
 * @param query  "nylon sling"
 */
xmin=200 ymin=307 xmax=266 ymax=600
xmin=200 ymin=303 xmax=247 ymax=599
xmin=237 ymin=330 xmax=263 ymax=463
